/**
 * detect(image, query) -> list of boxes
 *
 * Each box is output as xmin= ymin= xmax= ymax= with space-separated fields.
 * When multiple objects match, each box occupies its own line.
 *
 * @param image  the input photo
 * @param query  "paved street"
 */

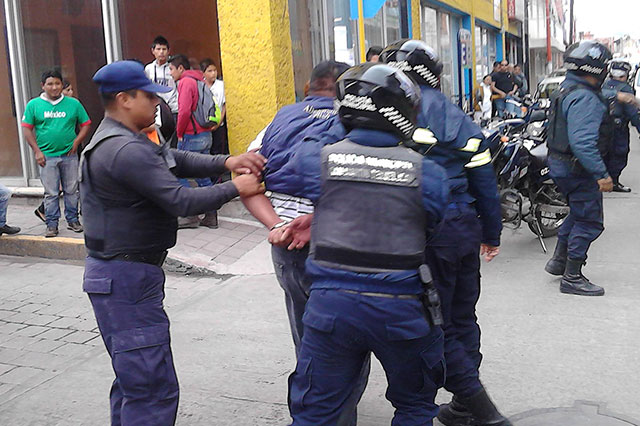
xmin=1 ymin=147 xmax=640 ymax=424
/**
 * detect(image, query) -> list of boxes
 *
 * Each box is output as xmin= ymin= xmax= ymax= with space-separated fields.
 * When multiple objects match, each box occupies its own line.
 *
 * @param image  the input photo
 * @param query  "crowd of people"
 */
xmin=0 ymin=29 xmax=635 ymax=426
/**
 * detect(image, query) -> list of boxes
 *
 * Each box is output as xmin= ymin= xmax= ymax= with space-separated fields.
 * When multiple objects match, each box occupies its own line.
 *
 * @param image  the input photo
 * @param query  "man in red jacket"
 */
xmin=169 ymin=54 xmax=218 ymax=228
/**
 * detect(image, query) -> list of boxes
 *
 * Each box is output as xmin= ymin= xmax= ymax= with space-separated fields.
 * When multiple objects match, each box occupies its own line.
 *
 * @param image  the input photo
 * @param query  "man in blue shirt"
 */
xmin=288 ymin=62 xmax=449 ymax=426
xmin=381 ymin=40 xmax=509 ymax=426
xmin=601 ymin=60 xmax=640 ymax=192
xmin=544 ymin=41 xmax=614 ymax=296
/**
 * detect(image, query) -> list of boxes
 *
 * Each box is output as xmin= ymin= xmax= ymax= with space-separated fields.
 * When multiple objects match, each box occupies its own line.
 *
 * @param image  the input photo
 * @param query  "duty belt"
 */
xmin=92 ymin=251 xmax=168 ymax=267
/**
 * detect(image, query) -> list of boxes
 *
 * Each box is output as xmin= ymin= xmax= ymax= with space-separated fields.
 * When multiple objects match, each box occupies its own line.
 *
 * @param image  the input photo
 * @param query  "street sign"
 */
xmin=459 ymin=29 xmax=472 ymax=69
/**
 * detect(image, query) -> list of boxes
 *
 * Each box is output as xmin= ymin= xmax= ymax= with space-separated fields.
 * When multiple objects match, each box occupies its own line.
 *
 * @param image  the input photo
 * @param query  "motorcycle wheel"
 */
xmin=527 ymin=205 xmax=566 ymax=237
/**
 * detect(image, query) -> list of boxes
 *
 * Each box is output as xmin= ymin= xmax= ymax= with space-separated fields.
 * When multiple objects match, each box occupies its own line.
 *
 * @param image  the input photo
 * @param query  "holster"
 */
xmin=419 ymin=264 xmax=444 ymax=327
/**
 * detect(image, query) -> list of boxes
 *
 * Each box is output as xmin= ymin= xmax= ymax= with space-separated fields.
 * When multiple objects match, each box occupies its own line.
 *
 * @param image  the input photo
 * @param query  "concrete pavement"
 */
xmin=0 ymin=143 xmax=639 ymax=424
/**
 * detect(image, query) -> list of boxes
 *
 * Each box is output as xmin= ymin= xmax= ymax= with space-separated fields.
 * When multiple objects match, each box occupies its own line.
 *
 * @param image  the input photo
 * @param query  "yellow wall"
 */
xmin=411 ymin=0 xmax=421 ymax=39
xmin=217 ymin=0 xmax=295 ymax=155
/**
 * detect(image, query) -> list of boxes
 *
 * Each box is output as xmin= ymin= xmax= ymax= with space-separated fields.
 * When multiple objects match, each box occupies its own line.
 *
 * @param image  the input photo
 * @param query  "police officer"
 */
xmin=602 ymin=60 xmax=640 ymax=192
xmin=381 ymin=40 xmax=510 ymax=426
xmin=81 ymin=61 xmax=265 ymax=425
xmin=544 ymin=41 xmax=614 ymax=296
xmin=287 ymin=63 xmax=449 ymax=425
xmin=242 ymin=61 xmax=372 ymax=426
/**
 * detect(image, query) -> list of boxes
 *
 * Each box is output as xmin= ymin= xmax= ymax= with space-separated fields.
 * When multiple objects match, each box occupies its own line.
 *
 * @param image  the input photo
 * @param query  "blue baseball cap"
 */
xmin=93 ymin=60 xmax=172 ymax=94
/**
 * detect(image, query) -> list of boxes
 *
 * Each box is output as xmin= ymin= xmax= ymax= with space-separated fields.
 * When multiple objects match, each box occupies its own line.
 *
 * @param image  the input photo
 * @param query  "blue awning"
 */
xmin=349 ymin=0 xmax=387 ymax=19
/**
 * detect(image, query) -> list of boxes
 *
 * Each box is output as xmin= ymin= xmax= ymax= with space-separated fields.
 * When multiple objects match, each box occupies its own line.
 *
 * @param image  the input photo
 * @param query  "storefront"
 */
xmin=420 ymin=4 xmax=462 ymax=103
xmin=474 ymin=22 xmax=498 ymax=81
xmin=288 ymin=0 xmax=411 ymax=100
xmin=1 ymin=0 xmax=222 ymax=186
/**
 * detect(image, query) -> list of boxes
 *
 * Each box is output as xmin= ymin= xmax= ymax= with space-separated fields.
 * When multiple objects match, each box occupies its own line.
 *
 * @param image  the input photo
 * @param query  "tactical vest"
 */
xmin=310 ymin=139 xmax=427 ymax=274
xmin=548 ymin=82 xmax=614 ymax=158
xmin=79 ymin=122 xmax=178 ymax=258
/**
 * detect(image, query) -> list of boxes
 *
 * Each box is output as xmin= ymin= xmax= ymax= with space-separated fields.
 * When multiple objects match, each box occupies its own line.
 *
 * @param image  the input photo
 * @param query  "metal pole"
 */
xmin=569 ymin=0 xmax=574 ymax=44
xmin=524 ymin=0 xmax=530 ymax=86
xmin=358 ymin=0 xmax=366 ymax=63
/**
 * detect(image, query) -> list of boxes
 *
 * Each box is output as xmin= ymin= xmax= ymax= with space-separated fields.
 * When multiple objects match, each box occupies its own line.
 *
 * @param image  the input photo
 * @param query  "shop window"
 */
xmin=364 ymin=0 xmax=401 ymax=53
xmin=118 ymin=1 xmax=221 ymax=75
xmin=0 ymin=1 xmax=20 ymax=176
xmin=18 ymin=0 xmax=106 ymax=178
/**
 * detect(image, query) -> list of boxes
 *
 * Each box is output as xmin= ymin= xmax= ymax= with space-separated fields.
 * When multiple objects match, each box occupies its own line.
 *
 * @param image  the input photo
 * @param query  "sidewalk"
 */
xmin=1 ymin=196 xmax=274 ymax=276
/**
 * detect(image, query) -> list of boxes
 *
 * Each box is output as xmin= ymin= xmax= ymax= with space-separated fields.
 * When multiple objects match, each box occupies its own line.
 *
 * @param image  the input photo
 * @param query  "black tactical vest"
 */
xmin=79 ymin=120 xmax=178 ymax=258
xmin=548 ymin=82 xmax=614 ymax=158
xmin=310 ymin=139 xmax=427 ymax=274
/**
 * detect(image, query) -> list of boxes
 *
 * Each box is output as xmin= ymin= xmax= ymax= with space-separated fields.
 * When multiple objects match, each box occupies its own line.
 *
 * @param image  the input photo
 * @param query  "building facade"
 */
xmin=527 ymin=0 xmax=565 ymax=87
xmin=0 ymin=0 xmax=525 ymax=186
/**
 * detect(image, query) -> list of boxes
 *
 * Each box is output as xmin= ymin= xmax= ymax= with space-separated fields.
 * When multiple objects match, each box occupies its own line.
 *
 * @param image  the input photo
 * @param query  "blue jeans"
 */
xmin=494 ymin=98 xmax=507 ymax=117
xmin=177 ymin=133 xmax=213 ymax=188
xmin=39 ymin=155 xmax=79 ymax=227
xmin=0 ymin=184 xmax=11 ymax=227
xmin=272 ymin=246 xmax=369 ymax=426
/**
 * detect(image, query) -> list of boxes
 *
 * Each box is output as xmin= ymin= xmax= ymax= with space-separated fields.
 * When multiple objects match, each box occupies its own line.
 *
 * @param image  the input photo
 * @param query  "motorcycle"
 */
xmin=487 ymin=108 xmax=569 ymax=252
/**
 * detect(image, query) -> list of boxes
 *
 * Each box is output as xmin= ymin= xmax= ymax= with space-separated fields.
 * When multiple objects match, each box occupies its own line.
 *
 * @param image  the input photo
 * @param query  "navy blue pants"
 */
xmin=549 ymin=157 xmax=604 ymax=261
xmin=289 ymin=289 xmax=444 ymax=426
xmin=425 ymin=204 xmax=483 ymax=398
xmin=272 ymin=246 xmax=370 ymax=426
xmin=604 ymin=129 xmax=630 ymax=179
xmin=83 ymin=257 xmax=179 ymax=426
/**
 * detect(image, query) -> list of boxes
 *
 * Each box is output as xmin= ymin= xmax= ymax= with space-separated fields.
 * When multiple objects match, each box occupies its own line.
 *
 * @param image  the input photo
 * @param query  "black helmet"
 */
xmin=379 ymin=39 xmax=443 ymax=89
xmin=563 ymin=41 xmax=612 ymax=82
xmin=336 ymin=63 xmax=421 ymax=139
xmin=609 ymin=60 xmax=632 ymax=79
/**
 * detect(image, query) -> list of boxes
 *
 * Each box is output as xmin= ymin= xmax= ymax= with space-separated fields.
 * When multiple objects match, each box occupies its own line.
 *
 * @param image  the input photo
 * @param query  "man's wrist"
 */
xmin=270 ymin=220 xmax=287 ymax=231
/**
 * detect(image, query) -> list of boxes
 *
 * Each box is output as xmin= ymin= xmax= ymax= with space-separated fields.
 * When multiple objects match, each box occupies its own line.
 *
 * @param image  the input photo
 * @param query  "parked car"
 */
xmin=535 ymin=69 xmax=566 ymax=99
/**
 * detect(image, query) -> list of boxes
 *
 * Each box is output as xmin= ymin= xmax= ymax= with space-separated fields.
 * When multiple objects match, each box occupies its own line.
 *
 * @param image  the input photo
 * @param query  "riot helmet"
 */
xmin=336 ymin=63 xmax=421 ymax=139
xmin=563 ymin=40 xmax=612 ymax=83
xmin=609 ymin=60 xmax=632 ymax=80
xmin=379 ymin=39 xmax=444 ymax=89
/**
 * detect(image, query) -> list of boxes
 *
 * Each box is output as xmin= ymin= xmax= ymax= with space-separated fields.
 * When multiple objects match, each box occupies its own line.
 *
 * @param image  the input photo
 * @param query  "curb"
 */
xmin=0 ymin=235 xmax=86 ymax=260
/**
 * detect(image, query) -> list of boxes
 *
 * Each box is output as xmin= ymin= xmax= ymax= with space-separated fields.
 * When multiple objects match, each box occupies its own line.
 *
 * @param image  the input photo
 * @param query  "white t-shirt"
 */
xmin=210 ymin=79 xmax=225 ymax=127
xmin=144 ymin=61 xmax=178 ymax=113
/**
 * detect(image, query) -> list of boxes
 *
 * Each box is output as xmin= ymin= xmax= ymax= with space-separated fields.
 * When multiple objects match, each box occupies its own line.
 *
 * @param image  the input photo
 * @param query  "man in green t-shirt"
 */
xmin=22 ymin=70 xmax=91 ymax=237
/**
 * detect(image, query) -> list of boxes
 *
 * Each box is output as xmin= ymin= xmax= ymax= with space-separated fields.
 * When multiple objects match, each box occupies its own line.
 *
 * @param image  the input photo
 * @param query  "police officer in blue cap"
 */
xmin=381 ymin=40 xmax=509 ymax=426
xmin=544 ymin=41 xmax=614 ymax=296
xmin=81 ymin=60 xmax=265 ymax=425
xmin=601 ymin=60 xmax=640 ymax=192
xmin=288 ymin=62 xmax=449 ymax=425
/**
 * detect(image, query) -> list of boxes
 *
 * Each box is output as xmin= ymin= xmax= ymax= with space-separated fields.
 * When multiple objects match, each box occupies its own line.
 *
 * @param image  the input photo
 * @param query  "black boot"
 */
xmin=613 ymin=181 xmax=632 ymax=192
xmin=437 ymin=395 xmax=473 ymax=426
xmin=544 ymin=240 xmax=567 ymax=276
xmin=458 ymin=388 xmax=512 ymax=426
xmin=560 ymin=258 xmax=604 ymax=296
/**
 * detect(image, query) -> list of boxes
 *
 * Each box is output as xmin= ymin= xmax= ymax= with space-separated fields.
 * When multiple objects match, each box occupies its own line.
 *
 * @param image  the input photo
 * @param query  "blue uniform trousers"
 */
xmin=272 ymin=246 xmax=370 ymax=426
xmin=604 ymin=127 xmax=630 ymax=179
xmin=83 ymin=257 xmax=179 ymax=426
xmin=425 ymin=203 xmax=483 ymax=398
xmin=289 ymin=289 xmax=444 ymax=426
xmin=549 ymin=157 xmax=604 ymax=261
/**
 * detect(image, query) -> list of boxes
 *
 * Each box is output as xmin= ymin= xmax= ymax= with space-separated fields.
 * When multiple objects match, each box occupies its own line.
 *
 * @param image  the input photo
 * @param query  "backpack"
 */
xmin=187 ymin=76 xmax=221 ymax=132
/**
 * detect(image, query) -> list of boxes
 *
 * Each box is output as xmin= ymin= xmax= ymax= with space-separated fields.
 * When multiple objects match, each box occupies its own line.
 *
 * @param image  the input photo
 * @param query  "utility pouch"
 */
xmin=419 ymin=264 xmax=444 ymax=327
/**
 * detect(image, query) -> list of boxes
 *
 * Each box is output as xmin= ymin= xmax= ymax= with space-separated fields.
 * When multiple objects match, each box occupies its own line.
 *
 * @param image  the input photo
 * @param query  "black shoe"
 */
xmin=560 ymin=258 xmax=604 ymax=296
xmin=178 ymin=216 xmax=200 ymax=229
xmin=437 ymin=395 xmax=473 ymax=426
xmin=0 ymin=224 xmax=21 ymax=236
xmin=67 ymin=221 xmax=83 ymax=233
xmin=200 ymin=211 xmax=218 ymax=229
xmin=544 ymin=240 xmax=567 ymax=276
xmin=612 ymin=182 xmax=631 ymax=192
xmin=34 ymin=203 xmax=45 ymax=223
xmin=458 ymin=388 xmax=512 ymax=426
xmin=45 ymin=226 xmax=58 ymax=238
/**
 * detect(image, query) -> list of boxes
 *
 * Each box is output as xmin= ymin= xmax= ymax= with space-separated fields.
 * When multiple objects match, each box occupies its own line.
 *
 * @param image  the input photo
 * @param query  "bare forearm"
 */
xmin=220 ymin=104 xmax=226 ymax=122
xmin=23 ymin=128 xmax=40 ymax=153
xmin=241 ymin=193 xmax=281 ymax=229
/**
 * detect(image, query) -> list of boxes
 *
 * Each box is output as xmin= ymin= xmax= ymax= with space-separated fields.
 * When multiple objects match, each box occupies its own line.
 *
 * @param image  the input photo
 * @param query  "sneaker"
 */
xmin=45 ymin=226 xmax=58 ymax=238
xmin=0 ymin=224 xmax=21 ymax=236
xmin=178 ymin=216 xmax=200 ymax=229
xmin=67 ymin=221 xmax=83 ymax=233
xmin=34 ymin=203 xmax=46 ymax=223
xmin=612 ymin=182 xmax=631 ymax=193
xmin=200 ymin=211 xmax=218 ymax=229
